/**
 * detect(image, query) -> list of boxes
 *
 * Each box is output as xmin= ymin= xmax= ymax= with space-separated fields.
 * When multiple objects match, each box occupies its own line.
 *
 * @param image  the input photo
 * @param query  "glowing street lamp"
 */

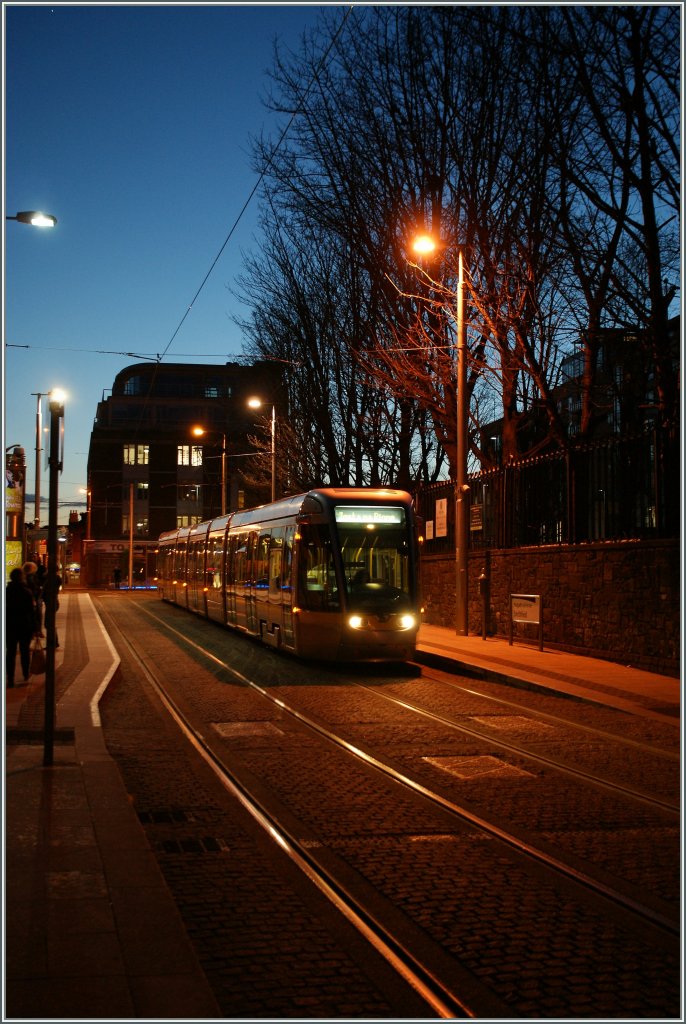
xmin=6 ymin=210 xmax=57 ymax=228
xmin=247 ymin=397 xmax=276 ymax=502
xmin=191 ymin=426 xmax=226 ymax=516
xmin=411 ymin=233 xmax=469 ymax=636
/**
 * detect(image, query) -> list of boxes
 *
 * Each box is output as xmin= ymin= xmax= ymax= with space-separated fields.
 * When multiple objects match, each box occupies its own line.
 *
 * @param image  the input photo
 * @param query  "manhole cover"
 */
xmin=423 ymin=755 xmax=534 ymax=779
xmin=212 ymin=721 xmax=284 ymax=738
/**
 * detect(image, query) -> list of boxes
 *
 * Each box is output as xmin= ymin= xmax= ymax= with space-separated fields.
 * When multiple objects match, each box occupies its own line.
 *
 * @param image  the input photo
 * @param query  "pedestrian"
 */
xmin=23 ymin=561 xmax=44 ymax=636
xmin=6 ymin=567 xmax=36 ymax=687
xmin=113 ymin=566 xmax=121 ymax=589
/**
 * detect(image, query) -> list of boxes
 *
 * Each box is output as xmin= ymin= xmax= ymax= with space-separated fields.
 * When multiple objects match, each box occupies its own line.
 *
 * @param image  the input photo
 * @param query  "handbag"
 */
xmin=30 ymin=637 xmax=46 ymax=676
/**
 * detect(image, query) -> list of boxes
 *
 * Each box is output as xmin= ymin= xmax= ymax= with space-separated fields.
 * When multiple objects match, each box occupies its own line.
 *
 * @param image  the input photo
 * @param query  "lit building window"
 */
xmin=177 ymin=445 xmax=203 ymax=467
xmin=178 ymin=485 xmax=201 ymax=503
xmin=122 ymin=514 xmax=149 ymax=536
xmin=177 ymin=514 xmax=202 ymax=527
xmin=123 ymin=444 xmax=149 ymax=465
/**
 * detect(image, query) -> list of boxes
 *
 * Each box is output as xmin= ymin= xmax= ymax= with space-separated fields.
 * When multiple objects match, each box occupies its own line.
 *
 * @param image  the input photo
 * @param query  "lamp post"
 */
xmin=30 ymin=392 xmax=50 ymax=528
xmin=247 ymin=398 xmax=276 ymax=502
xmin=191 ymin=427 xmax=226 ymax=516
xmin=6 ymin=210 xmax=57 ymax=228
xmin=44 ymin=388 xmax=66 ymax=767
xmin=412 ymin=234 xmax=469 ymax=635
xmin=455 ymin=251 xmax=468 ymax=636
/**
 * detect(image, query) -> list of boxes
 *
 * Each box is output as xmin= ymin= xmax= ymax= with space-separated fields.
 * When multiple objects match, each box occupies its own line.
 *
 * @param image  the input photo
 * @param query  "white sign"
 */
xmin=511 ymin=594 xmax=541 ymax=624
xmin=335 ymin=505 xmax=404 ymax=525
xmin=435 ymin=498 xmax=447 ymax=538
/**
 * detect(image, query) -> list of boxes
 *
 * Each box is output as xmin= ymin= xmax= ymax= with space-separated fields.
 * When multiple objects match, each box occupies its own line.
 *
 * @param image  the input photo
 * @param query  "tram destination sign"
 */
xmin=335 ymin=506 xmax=404 ymax=525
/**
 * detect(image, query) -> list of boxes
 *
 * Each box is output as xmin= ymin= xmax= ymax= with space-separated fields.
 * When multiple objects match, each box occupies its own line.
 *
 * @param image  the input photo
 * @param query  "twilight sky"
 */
xmin=4 ymin=2 xmax=333 ymax=524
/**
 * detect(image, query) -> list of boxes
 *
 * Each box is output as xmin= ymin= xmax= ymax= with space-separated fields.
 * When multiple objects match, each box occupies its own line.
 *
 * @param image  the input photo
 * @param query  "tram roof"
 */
xmin=158 ymin=488 xmax=413 ymax=543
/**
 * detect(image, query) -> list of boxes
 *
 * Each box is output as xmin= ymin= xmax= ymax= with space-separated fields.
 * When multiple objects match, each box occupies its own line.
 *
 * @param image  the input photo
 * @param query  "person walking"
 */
xmin=23 ymin=561 xmax=44 ymax=636
xmin=6 ymin=567 xmax=36 ymax=687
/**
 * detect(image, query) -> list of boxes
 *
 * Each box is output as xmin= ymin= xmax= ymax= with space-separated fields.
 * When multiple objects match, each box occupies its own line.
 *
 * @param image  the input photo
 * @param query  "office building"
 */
xmin=85 ymin=360 xmax=282 ymax=587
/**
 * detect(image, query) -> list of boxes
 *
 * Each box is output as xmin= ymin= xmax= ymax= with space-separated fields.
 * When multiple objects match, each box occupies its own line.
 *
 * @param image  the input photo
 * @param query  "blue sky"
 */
xmin=4 ymin=2 xmax=332 ymax=524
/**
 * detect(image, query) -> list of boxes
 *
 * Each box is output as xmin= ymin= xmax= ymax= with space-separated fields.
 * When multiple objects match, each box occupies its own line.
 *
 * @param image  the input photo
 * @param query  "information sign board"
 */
xmin=509 ymin=593 xmax=544 ymax=650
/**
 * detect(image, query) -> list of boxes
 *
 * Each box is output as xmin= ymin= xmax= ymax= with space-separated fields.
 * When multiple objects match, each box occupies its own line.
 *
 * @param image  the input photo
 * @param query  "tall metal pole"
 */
xmin=221 ymin=434 xmax=227 ymax=515
xmin=44 ymin=395 xmax=63 ymax=766
xmin=31 ymin=392 xmax=45 ymax=528
xmin=128 ymin=482 xmax=134 ymax=589
xmin=270 ymin=406 xmax=276 ymax=502
xmin=456 ymin=251 xmax=469 ymax=635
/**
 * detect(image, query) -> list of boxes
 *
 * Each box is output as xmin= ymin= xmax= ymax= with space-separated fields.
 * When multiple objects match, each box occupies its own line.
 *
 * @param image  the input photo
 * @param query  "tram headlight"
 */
xmin=348 ymin=614 xmax=365 ymax=630
xmin=399 ymin=613 xmax=416 ymax=630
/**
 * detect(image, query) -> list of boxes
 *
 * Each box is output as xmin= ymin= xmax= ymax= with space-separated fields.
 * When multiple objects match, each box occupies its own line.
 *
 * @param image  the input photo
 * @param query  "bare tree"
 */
xmin=548 ymin=6 xmax=680 ymax=436
xmin=238 ymin=5 xmax=679 ymax=490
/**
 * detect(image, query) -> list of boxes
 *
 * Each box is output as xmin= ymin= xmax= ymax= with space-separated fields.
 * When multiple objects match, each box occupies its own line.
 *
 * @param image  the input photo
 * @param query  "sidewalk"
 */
xmin=416 ymin=623 xmax=681 ymax=725
xmin=4 ymin=592 xmax=222 ymax=1020
xmin=4 ymin=594 xmax=680 ymax=1020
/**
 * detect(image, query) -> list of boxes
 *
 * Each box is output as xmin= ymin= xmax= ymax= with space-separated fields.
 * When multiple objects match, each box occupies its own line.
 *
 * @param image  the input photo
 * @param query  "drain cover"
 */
xmin=423 ymin=755 xmax=534 ymax=779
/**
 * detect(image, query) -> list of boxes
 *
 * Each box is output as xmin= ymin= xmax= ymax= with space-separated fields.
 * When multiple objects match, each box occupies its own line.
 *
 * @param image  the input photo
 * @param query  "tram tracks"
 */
xmin=98 ymin=601 xmax=493 ymax=1018
xmin=355 ymin=679 xmax=680 ymax=815
xmin=143 ymin=603 xmax=678 ymax=929
xmin=97 ymin=596 xmax=681 ymax=1018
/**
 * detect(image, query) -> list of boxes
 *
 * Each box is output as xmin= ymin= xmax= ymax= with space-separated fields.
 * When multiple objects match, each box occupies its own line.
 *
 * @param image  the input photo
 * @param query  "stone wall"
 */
xmin=419 ymin=539 xmax=680 ymax=676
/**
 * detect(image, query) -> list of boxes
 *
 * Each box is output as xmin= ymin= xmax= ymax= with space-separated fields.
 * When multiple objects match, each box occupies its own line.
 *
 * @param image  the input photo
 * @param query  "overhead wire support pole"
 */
xmin=270 ymin=406 xmax=276 ymax=503
xmin=30 ymin=392 xmax=46 ymax=528
xmin=44 ymin=393 xmax=64 ymax=767
xmin=456 ymin=250 xmax=469 ymax=636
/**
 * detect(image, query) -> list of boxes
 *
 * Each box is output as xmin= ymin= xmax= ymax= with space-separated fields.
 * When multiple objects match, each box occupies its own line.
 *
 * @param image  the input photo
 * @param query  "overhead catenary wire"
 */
xmin=124 ymin=6 xmax=354 ymax=444
xmin=158 ymin=4 xmax=353 ymax=365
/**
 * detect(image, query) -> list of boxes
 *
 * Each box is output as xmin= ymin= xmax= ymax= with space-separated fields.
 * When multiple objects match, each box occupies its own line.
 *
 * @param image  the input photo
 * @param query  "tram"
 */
xmin=157 ymin=488 xmax=421 ymax=662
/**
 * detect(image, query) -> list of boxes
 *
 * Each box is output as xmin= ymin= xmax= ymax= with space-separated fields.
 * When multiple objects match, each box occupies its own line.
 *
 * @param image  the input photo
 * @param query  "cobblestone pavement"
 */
xmin=97 ymin=611 xmax=433 ymax=1019
xmin=97 ymin=595 xmax=681 ymax=1019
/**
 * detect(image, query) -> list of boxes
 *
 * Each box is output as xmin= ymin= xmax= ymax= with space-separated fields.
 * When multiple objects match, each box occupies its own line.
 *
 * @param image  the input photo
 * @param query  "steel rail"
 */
xmin=356 ymin=681 xmax=680 ymax=815
xmin=101 ymin=606 xmax=489 ymax=1020
xmin=416 ymin=665 xmax=681 ymax=760
xmin=138 ymin=602 xmax=679 ymax=938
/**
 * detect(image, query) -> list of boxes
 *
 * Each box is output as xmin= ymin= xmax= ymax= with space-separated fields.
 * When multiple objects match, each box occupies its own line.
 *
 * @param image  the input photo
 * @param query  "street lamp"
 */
xmin=44 ymin=387 xmax=66 ymax=767
xmin=6 ymin=210 xmax=57 ymax=228
xmin=30 ymin=392 xmax=52 ymax=528
xmin=191 ymin=426 xmax=226 ymax=516
xmin=412 ymin=234 xmax=469 ymax=635
xmin=247 ymin=398 xmax=276 ymax=502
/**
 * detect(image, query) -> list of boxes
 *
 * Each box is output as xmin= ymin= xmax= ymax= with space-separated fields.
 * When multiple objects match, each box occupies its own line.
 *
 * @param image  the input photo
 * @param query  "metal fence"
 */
xmin=414 ymin=428 xmax=679 ymax=553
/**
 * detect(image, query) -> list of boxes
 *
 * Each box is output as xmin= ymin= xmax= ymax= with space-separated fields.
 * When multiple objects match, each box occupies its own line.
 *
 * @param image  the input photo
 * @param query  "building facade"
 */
xmin=84 ymin=360 xmax=283 ymax=588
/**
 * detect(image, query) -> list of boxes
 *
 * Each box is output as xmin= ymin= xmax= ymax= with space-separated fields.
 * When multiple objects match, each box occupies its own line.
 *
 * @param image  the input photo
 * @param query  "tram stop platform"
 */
xmin=4 ymin=590 xmax=681 ymax=1019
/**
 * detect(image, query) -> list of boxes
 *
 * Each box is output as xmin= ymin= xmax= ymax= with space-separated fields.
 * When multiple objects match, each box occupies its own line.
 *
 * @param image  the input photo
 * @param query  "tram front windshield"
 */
xmin=334 ymin=505 xmax=413 ymax=611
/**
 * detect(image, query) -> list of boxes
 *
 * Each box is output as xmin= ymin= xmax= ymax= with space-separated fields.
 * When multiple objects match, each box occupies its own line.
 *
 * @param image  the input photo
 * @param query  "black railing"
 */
xmin=414 ymin=428 xmax=679 ymax=553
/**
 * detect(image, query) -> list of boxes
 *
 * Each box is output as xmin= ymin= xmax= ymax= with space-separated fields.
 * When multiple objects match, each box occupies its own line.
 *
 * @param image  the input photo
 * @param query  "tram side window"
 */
xmin=233 ymin=532 xmax=247 ymax=589
xmin=254 ymin=531 xmax=270 ymax=592
xmin=206 ymin=534 xmax=224 ymax=588
xmin=232 ymin=533 xmax=251 ymax=589
xmin=175 ymin=542 xmax=188 ymax=581
xmin=299 ymin=525 xmax=339 ymax=611
xmin=189 ymin=539 xmax=205 ymax=585
xmin=282 ymin=527 xmax=294 ymax=596
xmin=269 ymin=529 xmax=284 ymax=597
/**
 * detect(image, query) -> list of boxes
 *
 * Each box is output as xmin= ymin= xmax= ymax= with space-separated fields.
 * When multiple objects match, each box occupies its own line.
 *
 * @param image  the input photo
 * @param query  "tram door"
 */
xmin=281 ymin=526 xmax=295 ymax=647
xmin=244 ymin=529 xmax=260 ymax=634
xmin=249 ymin=529 xmax=270 ymax=635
